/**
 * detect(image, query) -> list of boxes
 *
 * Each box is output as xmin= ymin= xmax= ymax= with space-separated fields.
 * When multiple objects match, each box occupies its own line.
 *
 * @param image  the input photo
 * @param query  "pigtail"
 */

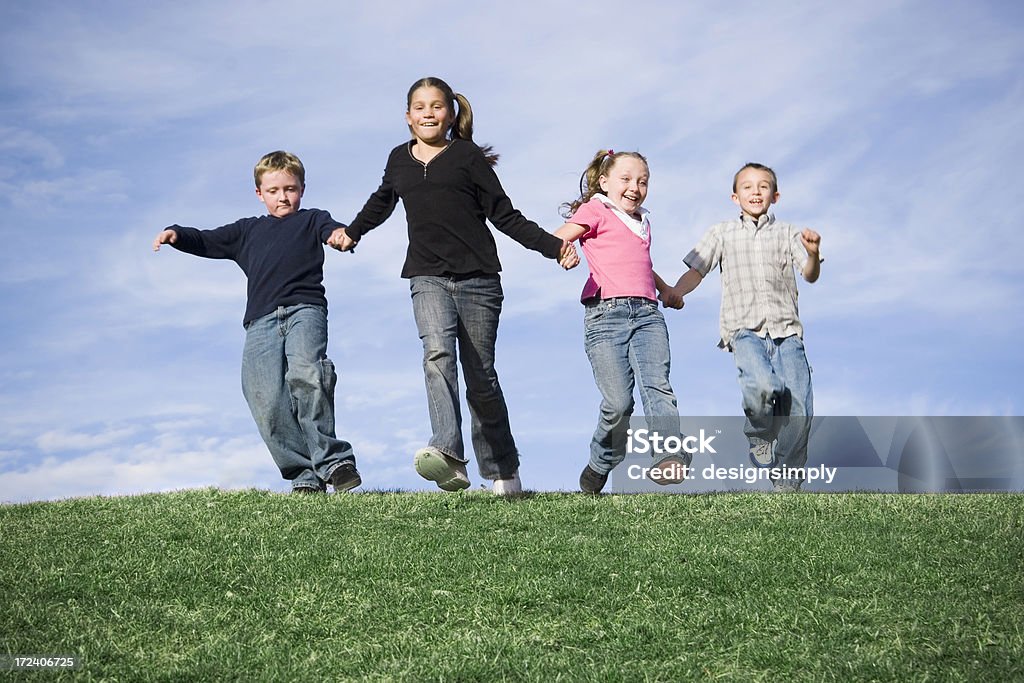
xmin=453 ymin=92 xmax=499 ymax=166
xmin=560 ymin=150 xmax=616 ymax=218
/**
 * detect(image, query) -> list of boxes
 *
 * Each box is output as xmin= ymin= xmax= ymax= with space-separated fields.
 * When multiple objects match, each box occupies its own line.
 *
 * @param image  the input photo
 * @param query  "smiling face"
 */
xmin=599 ymin=156 xmax=650 ymax=217
xmin=732 ymin=166 xmax=779 ymax=219
xmin=405 ymin=86 xmax=452 ymax=147
xmin=255 ymin=170 xmax=304 ymax=218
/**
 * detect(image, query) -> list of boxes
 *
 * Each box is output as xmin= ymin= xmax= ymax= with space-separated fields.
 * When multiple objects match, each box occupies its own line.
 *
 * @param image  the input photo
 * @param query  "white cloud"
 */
xmin=0 ymin=434 xmax=272 ymax=504
xmin=36 ymin=426 xmax=140 ymax=453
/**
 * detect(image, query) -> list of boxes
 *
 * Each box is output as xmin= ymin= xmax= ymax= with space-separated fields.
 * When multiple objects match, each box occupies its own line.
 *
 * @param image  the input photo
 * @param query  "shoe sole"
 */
xmin=650 ymin=456 xmax=689 ymax=485
xmin=414 ymin=448 xmax=470 ymax=491
xmin=332 ymin=474 xmax=362 ymax=493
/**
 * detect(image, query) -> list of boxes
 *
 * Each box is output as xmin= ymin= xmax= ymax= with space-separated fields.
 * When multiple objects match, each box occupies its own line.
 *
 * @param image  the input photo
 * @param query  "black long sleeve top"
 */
xmin=167 ymin=208 xmax=341 ymax=326
xmin=347 ymin=139 xmax=563 ymax=278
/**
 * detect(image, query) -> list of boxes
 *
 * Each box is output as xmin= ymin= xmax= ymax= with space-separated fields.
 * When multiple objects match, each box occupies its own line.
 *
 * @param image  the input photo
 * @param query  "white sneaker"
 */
xmin=748 ymin=438 xmax=777 ymax=468
xmin=492 ymin=471 xmax=522 ymax=496
xmin=414 ymin=447 xmax=470 ymax=491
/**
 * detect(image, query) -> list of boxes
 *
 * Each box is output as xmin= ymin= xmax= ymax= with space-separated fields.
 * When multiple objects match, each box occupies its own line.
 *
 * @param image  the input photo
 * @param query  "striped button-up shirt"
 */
xmin=684 ymin=213 xmax=811 ymax=350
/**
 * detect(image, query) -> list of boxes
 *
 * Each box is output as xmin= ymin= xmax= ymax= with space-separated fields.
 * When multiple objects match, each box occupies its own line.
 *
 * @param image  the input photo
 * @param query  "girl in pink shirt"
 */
xmin=555 ymin=150 xmax=685 ymax=493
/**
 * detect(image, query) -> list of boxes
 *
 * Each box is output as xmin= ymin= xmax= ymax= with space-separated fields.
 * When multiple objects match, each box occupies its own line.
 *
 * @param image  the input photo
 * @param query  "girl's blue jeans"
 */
xmin=409 ymin=274 xmax=519 ymax=481
xmin=241 ymin=304 xmax=356 ymax=491
xmin=583 ymin=297 xmax=681 ymax=474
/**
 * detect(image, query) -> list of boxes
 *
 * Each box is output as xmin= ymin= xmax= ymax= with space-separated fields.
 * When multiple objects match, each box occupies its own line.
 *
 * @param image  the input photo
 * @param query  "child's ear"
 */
xmin=771 ymin=191 xmax=780 ymax=205
xmin=598 ymin=175 xmax=609 ymax=193
xmin=730 ymin=192 xmax=740 ymax=207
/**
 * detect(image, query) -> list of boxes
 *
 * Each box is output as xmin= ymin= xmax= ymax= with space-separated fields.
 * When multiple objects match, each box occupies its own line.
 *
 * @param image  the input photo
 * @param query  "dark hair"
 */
xmin=406 ymin=76 xmax=499 ymax=166
xmin=560 ymin=149 xmax=649 ymax=218
xmin=733 ymin=162 xmax=778 ymax=194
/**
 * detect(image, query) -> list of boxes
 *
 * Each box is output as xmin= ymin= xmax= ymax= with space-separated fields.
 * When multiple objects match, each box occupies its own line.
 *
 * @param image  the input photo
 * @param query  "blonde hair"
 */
xmin=254 ymin=151 xmax=305 ymax=188
xmin=561 ymin=150 xmax=649 ymax=218
xmin=406 ymin=76 xmax=499 ymax=166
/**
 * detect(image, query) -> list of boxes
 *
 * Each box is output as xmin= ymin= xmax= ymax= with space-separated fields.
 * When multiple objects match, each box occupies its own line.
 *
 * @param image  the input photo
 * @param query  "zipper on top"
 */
xmin=408 ymin=141 xmax=453 ymax=179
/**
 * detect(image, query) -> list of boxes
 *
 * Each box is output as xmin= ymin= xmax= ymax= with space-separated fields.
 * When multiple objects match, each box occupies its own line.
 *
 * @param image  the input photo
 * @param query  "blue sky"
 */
xmin=1 ymin=0 xmax=1022 ymax=502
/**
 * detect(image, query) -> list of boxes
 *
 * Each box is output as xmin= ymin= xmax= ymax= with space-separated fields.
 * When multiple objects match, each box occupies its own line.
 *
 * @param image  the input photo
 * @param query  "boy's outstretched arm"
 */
xmin=654 ymin=271 xmax=684 ymax=309
xmin=152 ymin=229 xmax=178 ymax=251
xmin=800 ymin=229 xmax=821 ymax=283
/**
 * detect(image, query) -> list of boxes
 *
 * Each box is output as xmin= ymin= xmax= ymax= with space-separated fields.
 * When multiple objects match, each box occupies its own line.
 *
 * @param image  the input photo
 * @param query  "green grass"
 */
xmin=2 ymin=490 xmax=1022 ymax=681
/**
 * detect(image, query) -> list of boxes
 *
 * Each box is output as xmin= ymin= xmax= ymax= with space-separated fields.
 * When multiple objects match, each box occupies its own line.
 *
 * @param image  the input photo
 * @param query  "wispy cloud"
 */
xmin=36 ymin=426 xmax=140 ymax=453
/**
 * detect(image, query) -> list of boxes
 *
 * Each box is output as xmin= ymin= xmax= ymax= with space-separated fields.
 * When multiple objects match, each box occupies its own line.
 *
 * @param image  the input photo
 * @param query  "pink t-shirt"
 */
xmin=571 ymin=197 xmax=656 ymax=302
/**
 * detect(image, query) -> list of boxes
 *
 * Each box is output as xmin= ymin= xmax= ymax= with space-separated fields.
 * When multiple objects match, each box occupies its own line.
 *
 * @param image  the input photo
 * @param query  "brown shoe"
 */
xmin=579 ymin=465 xmax=608 ymax=494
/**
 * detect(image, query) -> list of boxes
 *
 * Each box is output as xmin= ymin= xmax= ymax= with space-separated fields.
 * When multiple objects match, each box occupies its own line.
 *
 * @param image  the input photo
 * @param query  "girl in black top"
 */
xmin=333 ymin=76 xmax=577 ymax=495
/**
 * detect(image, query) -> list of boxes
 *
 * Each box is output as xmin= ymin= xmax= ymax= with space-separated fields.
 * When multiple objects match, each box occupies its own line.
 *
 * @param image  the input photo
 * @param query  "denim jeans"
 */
xmin=241 ymin=304 xmax=356 ymax=491
xmin=731 ymin=330 xmax=813 ymax=471
xmin=584 ymin=297 xmax=680 ymax=474
xmin=409 ymin=274 xmax=519 ymax=480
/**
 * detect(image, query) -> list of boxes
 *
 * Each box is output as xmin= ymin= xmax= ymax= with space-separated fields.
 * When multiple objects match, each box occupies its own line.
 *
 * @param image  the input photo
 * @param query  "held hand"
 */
xmin=659 ymin=286 xmax=685 ymax=310
xmin=327 ymin=227 xmax=357 ymax=252
xmin=152 ymin=229 xmax=177 ymax=251
xmin=801 ymin=228 xmax=821 ymax=257
xmin=559 ymin=240 xmax=580 ymax=270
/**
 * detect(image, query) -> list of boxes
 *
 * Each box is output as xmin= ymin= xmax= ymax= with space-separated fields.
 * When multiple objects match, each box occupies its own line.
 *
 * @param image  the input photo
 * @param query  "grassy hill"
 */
xmin=2 ymin=490 xmax=1022 ymax=681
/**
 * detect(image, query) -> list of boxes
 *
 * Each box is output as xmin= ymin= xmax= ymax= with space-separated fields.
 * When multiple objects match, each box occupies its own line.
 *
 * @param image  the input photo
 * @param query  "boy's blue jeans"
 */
xmin=241 ymin=304 xmax=356 ymax=491
xmin=409 ymin=274 xmax=519 ymax=481
xmin=731 ymin=330 xmax=813 ymax=472
xmin=583 ymin=297 xmax=681 ymax=474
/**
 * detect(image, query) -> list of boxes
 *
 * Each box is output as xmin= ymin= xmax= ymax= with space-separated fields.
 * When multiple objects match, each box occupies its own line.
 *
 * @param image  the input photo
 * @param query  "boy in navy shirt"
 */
xmin=153 ymin=151 xmax=361 ymax=493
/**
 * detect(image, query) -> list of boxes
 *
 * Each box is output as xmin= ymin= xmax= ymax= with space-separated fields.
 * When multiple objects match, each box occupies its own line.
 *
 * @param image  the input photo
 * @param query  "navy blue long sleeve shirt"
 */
xmin=168 ymin=208 xmax=342 ymax=326
xmin=347 ymin=139 xmax=563 ymax=277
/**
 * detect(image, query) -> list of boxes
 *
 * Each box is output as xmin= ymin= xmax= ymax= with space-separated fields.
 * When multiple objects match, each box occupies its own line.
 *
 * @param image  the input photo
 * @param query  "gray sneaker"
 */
xmin=749 ymin=438 xmax=776 ymax=468
xmin=414 ymin=447 xmax=470 ymax=491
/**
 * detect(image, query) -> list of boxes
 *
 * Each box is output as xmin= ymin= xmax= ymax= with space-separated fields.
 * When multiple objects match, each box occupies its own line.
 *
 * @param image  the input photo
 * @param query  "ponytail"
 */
xmin=452 ymin=93 xmax=499 ymax=166
xmin=407 ymin=77 xmax=499 ymax=166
